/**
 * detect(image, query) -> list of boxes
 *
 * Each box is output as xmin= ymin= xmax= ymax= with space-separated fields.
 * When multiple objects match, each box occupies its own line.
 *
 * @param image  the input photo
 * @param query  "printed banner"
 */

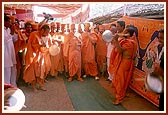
xmin=121 ymin=16 xmax=164 ymax=107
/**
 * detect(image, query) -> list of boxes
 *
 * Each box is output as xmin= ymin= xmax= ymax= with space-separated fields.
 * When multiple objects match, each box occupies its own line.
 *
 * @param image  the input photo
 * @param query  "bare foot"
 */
xmin=54 ymin=76 xmax=57 ymax=79
xmin=68 ymin=77 xmax=73 ymax=82
xmin=112 ymin=99 xmax=122 ymax=105
xmin=44 ymin=79 xmax=49 ymax=83
xmin=77 ymin=78 xmax=84 ymax=82
xmin=40 ymin=86 xmax=47 ymax=91
xmin=33 ymin=88 xmax=38 ymax=93
xmin=126 ymin=93 xmax=130 ymax=97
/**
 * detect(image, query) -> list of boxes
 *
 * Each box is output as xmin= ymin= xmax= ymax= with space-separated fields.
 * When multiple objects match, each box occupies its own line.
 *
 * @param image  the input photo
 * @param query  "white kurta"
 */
xmin=4 ymin=27 xmax=17 ymax=86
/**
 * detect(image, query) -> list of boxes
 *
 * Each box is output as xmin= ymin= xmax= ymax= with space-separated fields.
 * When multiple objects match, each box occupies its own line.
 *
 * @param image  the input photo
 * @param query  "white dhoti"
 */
xmin=4 ymin=27 xmax=17 ymax=87
xmin=4 ymin=65 xmax=17 ymax=86
xmin=107 ymin=57 xmax=113 ymax=81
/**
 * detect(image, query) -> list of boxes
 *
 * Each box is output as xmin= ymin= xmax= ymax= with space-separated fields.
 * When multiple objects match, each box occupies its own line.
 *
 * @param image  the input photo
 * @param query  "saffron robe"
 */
xmin=109 ymin=38 xmax=137 ymax=100
xmin=81 ymin=31 xmax=98 ymax=76
xmin=23 ymin=31 xmax=51 ymax=83
xmin=68 ymin=32 xmax=82 ymax=77
xmin=95 ymin=32 xmax=107 ymax=73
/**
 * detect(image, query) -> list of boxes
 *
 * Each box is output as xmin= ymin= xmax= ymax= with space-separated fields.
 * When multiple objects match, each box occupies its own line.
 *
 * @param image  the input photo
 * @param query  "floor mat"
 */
xmin=19 ymin=76 xmax=74 ymax=111
xmin=63 ymin=76 xmax=126 ymax=111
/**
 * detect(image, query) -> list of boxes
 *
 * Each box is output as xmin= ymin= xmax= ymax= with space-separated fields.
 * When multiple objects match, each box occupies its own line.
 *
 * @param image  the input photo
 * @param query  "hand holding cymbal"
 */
xmin=113 ymin=33 xmax=120 ymax=41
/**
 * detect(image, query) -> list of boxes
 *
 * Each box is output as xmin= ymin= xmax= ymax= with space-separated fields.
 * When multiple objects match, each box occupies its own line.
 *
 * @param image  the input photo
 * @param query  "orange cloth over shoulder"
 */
xmin=109 ymin=38 xmax=137 ymax=100
xmin=68 ymin=33 xmax=82 ymax=77
xmin=95 ymin=25 xmax=107 ymax=72
xmin=81 ymin=28 xmax=99 ymax=76
xmin=23 ymin=31 xmax=41 ymax=83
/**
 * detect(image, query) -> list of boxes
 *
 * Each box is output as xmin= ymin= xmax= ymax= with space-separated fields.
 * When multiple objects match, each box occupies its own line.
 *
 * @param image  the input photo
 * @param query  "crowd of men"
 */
xmin=4 ymin=13 xmax=164 ymax=109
